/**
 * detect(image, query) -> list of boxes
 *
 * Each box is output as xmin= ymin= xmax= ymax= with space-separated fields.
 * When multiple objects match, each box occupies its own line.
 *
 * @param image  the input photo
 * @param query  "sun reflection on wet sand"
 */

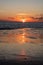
xmin=14 ymin=29 xmax=26 ymax=44
xmin=0 ymin=28 xmax=43 ymax=44
xmin=0 ymin=28 xmax=43 ymax=60
xmin=22 ymin=33 xmax=25 ymax=43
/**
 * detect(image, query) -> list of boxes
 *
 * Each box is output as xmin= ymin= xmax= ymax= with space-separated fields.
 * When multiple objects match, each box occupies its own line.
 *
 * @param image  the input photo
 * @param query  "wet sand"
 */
xmin=0 ymin=59 xmax=43 ymax=65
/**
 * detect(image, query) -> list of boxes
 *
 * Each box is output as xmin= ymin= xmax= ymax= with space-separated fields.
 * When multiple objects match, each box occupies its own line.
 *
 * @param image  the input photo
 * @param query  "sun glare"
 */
xmin=22 ymin=19 xmax=26 ymax=23
xmin=15 ymin=13 xmax=31 ymax=22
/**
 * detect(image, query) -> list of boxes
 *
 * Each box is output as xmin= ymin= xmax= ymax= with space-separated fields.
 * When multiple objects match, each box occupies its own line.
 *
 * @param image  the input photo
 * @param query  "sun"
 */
xmin=22 ymin=19 xmax=25 ymax=22
xmin=21 ymin=19 xmax=26 ymax=23
xmin=15 ymin=13 xmax=29 ymax=22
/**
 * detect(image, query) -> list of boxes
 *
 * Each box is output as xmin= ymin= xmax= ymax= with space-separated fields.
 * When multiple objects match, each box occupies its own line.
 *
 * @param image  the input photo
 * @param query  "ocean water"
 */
xmin=0 ymin=28 xmax=43 ymax=61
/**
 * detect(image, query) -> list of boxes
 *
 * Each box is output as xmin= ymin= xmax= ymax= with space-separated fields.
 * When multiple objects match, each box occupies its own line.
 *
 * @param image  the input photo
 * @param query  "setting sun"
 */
xmin=22 ymin=19 xmax=25 ymax=22
xmin=21 ymin=19 xmax=26 ymax=22
xmin=15 ymin=13 xmax=29 ymax=22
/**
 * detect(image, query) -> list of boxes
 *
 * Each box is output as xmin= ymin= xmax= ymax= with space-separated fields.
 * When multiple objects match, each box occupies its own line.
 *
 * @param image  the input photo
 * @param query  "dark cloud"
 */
xmin=36 ymin=17 xmax=43 ymax=22
xmin=29 ymin=16 xmax=43 ymax=19
xmin=35 ymin=17 xmax=43 ymax=19
xmin=29 ymin=16 xmax=43 ymax=22
xmin=29 ymin=16 xmax=35 ymax=19
xmin=8 ymin=17 xmax=15 ymax=20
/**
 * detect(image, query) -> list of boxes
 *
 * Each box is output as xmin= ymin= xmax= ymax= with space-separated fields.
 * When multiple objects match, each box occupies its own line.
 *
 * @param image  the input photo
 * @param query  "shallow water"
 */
xmin=0 ymin=28 xmax=43 ymax=61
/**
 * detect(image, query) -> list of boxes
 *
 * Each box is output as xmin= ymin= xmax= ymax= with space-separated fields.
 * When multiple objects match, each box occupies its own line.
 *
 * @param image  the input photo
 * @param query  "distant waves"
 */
xmin=0 ymin=21 xmax=43 ymax=29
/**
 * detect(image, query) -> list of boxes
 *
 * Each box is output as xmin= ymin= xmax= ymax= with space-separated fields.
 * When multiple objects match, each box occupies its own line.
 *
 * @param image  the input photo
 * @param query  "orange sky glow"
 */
xmin=0 ymin=13 xmax=43 ymax=22
xmin=0 ymin=0 xmax=43 ymax=22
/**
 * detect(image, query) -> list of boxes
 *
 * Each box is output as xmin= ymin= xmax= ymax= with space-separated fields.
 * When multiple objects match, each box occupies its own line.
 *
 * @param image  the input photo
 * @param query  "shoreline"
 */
xmin=0 ymin=59 xmax=43 ymax=65
xmin=0 ymin=27 xmax=43 ymax=30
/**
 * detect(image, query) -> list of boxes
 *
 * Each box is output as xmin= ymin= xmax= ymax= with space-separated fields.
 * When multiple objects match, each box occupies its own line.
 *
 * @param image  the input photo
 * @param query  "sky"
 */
xmin=0 ymin=0 xmax=43 ymax=22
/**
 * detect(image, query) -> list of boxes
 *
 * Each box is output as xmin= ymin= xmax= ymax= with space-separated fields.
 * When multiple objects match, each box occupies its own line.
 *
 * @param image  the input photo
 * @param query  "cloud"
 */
xmin=8 ymin=17 xmax=15 ymax=20
xmin=35 ymin=17 xmax=43 ymax=19
xmin=29 ymin=16 xmax=35 ymax=19
xmin=8 ymin=14 xmax=43 ymax=22
xmin=29 ymin=15 xmax=43 ymax=22
xmin=35 ymin=17 xmax=43 ymax=22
